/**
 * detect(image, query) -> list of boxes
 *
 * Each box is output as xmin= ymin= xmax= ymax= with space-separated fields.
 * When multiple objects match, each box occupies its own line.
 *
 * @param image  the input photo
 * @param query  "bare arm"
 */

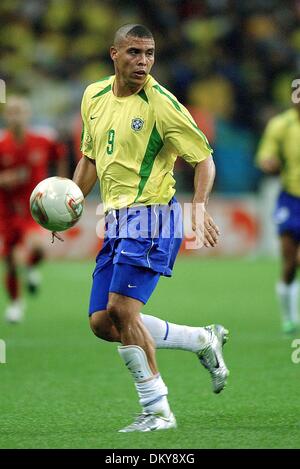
xmin=52 ymin=156 xmax=97 ymax=242
xmin=73 ymin=156 xmax=98 ymax=197
xmin=193 ymin=155 xmax=215 ymax=206
xmin=258 ymin=157 xmax=281 ymax=175
xmin=192 ymin=156 xmax=220 ymax=248
xmin=56 ymin=157 xmax=69 ymax=178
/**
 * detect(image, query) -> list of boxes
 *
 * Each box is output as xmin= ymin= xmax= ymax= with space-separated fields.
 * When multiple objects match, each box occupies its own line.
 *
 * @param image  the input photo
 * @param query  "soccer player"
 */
xmin=73 ymin=24 xmax=229 ymax=432
xmin=257 ymin=103 xmax=300 ymax=333
xmin=0 ymin=96 xmax=67 ymax=322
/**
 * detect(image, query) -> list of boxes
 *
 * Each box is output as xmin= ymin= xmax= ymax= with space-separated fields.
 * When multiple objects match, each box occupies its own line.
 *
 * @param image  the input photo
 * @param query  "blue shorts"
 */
xmin=274 ymin=191 xmax=300 ymax=242
xmin=89 ymin=262 xmax=160 ymax=314
xmin=88 ymin=197 xmax=183 ymax=315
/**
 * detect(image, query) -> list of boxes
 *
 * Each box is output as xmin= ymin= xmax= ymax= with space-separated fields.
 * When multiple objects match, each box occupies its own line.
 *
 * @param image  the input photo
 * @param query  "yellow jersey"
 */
xmin=81 ymin=74 xmax=212 ymax=210
xmin=257 ymin=108 xmax=300 ymax=197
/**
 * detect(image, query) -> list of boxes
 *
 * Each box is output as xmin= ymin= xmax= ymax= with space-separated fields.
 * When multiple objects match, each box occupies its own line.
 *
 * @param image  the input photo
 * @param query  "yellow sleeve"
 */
xmin=80 ymin=89 xmax=94 ymax=159
xmin=256 ymin=117 xmax=284 ymax=165
xmin=156 ymin=88 xmax=213 ymax=166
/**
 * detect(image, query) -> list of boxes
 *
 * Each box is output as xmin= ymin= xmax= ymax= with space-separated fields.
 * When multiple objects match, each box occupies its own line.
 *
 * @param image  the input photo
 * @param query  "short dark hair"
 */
xmin=114 ymin=24 xmax=153 ymax=46
xmin=125 ymin=24 xmax=153 ymax=39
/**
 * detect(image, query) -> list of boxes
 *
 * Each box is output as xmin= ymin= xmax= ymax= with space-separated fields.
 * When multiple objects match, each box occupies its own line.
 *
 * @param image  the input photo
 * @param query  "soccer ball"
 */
xmin=30 ymin=177 xmax=84 ymax=232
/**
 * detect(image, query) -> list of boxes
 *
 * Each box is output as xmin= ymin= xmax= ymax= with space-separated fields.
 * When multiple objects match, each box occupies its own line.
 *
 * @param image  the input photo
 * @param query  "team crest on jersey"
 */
xmin=131 ymin=117 xmax=144 ymax=132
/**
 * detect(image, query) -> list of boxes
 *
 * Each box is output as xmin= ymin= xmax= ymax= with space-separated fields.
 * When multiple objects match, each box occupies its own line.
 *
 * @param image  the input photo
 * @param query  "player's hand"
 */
xmin=0 ymin=174 xmax=15 ymax=189
xmin=51 ymin=231 xmax=64 ymax=243
xmin=0 ymin=167 xmax=29 ymax=189
xmin=192 ymin=202 xmax=220 ymax=248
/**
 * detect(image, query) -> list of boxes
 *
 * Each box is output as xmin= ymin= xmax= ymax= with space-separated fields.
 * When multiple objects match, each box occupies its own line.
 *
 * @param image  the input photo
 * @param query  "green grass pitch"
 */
xmin=0 ymin=257 xmax=299 ymax=449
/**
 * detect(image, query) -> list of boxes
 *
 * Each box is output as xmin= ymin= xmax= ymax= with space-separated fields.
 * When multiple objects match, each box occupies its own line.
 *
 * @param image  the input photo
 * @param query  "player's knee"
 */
xmin=89 ymin=312 xmax=116 ymax=342
xmin=283 ymin=263 xmax=297 ymax=283
xmin=107 ymin=302 xmax=131 ymax=331
xmin=283 ymin=257 xmax=297 ymax=271
xmin=31 ymin=247 xmax=44 ymax=263
xmin=5 ymin=254 xmax=17 ymax=273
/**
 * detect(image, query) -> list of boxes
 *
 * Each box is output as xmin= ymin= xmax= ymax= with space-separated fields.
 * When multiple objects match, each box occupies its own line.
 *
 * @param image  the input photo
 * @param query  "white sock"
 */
xmin=118 ymin=345 xmax=170 ymax=417
xmin=27 ymin=267 xmax=41 ymax=287
xmin=276 ymin=281 xmax=299 ymax=323
xmin=140 ymin=313 xmax=211 ymax=352
xmin=135 ymin=376 xmax=170 ymax=417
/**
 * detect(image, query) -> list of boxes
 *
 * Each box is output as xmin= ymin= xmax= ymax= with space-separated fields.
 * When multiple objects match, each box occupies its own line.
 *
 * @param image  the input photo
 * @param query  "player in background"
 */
xmin=0 ymin=96 xmax=67 ymax=323
xmin=257 ymin=101 xmax=300 ymax=333
xmin=70 ymin=24 xmax=229 ymax=433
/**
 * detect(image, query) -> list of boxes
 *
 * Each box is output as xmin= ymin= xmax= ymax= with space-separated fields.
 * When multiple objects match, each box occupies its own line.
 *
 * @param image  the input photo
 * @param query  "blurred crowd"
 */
xmin=1 ymin=0 xmax=300 ymax=193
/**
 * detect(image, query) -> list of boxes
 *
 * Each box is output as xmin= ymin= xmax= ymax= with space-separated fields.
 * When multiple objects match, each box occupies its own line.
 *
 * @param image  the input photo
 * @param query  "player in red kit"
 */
xmin=0 ymin=96 xmax=67 ymax=322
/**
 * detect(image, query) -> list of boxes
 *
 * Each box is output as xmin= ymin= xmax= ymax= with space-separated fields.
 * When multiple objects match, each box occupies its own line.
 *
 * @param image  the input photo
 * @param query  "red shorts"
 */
xmin=0 ymin=216 xmax=41 ymax=256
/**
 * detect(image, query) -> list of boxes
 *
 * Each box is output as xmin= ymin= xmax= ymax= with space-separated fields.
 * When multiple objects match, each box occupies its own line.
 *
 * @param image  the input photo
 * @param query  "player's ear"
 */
xmin=110 ymin=46 xmax=118 ymax=62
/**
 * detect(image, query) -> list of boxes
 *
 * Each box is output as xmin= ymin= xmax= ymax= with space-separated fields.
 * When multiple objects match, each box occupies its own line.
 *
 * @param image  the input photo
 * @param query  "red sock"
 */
xmin=5 ymin=271 xmax=19 ymax=300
